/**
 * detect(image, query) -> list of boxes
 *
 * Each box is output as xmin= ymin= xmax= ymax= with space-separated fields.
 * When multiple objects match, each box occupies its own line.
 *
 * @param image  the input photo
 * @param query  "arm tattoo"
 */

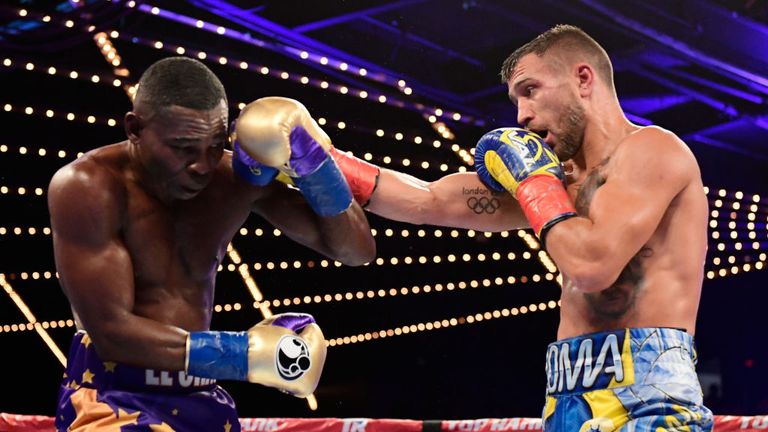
xmin=462 ymin=186 xmax=503 ymax=215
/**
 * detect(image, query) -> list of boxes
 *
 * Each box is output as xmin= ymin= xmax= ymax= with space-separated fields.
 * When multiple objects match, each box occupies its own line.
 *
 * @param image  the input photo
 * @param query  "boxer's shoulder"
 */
xmin=609 ymin=126 xmax=696 ymax=177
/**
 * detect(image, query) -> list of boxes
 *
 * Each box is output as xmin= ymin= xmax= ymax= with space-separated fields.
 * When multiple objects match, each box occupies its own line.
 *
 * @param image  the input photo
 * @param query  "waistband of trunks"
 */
xmin=64 ymin=331 xmax=217 ymax=394
xmin=544 ymin=327 xmax=696 ymax=396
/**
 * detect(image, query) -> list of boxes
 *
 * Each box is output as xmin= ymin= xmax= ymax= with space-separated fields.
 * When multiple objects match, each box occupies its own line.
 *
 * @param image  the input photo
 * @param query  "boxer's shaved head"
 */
xmin=133 ymin=56 xmax=227 ymax=118
xmin=500 ymin=24 xmax=614 ymax=94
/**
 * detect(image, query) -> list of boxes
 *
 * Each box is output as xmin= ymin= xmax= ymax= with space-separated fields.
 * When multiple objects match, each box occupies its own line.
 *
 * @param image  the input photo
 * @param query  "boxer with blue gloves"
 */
xmin=295 ymin=25 xmax=712 ymax=432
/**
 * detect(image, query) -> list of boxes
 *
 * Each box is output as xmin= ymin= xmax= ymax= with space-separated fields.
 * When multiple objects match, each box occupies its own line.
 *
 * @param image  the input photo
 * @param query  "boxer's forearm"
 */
xmin=316 ymin=202 xmax=375 ymax=266
xmin=367 ymin=169 xmax=529 ymax=232
xmin=86 ymin=314 xmax=190 ymax=371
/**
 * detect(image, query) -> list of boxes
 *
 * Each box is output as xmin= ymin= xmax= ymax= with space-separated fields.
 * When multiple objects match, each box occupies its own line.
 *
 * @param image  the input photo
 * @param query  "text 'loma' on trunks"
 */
xmin=545 ymin=332 xmax=628 ymax=394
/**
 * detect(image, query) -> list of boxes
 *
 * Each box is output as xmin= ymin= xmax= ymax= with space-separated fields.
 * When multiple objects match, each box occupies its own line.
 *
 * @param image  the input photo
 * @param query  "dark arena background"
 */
xmin=1 ymin=0 xmax=767 ymax=430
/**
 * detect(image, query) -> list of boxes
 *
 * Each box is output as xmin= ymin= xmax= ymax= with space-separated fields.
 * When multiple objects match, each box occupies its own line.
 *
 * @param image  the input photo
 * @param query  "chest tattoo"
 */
xmin=570 ymin=158 xmax=653 ymax=323
xmin=574 ymin=161 xmax=607 ymax=216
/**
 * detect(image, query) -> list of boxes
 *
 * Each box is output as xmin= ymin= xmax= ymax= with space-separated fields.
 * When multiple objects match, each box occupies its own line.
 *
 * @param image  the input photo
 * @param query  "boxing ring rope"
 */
xmin=1 ymin=414 xmax=767 ymax=431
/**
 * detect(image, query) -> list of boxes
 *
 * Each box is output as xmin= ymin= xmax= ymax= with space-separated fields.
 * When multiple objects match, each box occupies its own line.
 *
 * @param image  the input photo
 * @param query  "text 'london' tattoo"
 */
xmin=462 ymin=186 xmax=503 ymax=215
xmin=574 ymin=159 xmax=653 ymax=322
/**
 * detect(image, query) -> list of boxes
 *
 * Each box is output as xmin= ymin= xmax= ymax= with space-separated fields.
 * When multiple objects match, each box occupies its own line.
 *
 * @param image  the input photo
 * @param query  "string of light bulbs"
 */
xmin=327 ymin=298 xmax=562 ymax=347
xmin=2 ymin=7 xmax=475 ymax=164
xmin=121 ymin=2 xmax=483 ymax=126
xmin=250 ymin=272 xmax=558 ymax=310
xmin=0 ymin=274 xmax=66 ymax=364
xmin=0 ymin=143 xmax=78 ymax=159
xmin=126 ymin=2 xmax=403 ymax=91
xmin=0 ymin=95 xmax=468 ymax=171
xmin=705 ymin=253 xmax=767 ymax=279
xmin=2 ymin=102 xmax=120 ymax=128
xmin=239 ymin=226 xmax=536 ymax=241
xmin=0 ymin=319 xmax=75 ymax=334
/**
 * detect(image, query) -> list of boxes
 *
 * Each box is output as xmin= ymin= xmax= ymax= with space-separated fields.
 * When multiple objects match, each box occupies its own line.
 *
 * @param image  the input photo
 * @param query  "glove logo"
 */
xmin=276 ymin=335 xmax=311 ymax=381
xmin=249 ymin=166 xmax=263 ymax=175
xmin=466 ymin=196 xmax=501 ymax=214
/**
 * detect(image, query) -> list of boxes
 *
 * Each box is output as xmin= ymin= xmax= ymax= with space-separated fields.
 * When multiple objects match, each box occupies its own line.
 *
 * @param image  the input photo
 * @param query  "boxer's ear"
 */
xmin=575 ymin=63 xmax=594 ymax=97
xmin=125 ymin=112 xmax=143 ymax=144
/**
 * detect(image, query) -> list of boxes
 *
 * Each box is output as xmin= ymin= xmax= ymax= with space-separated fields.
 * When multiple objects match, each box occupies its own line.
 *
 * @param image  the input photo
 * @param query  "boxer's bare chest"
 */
xmin=122 ymin=180 xmax=252 ymax=296
xmin=566 ymin=160 xmax=606 ymax=215
xmin=563 ymin=158 xmax=652 ymax=326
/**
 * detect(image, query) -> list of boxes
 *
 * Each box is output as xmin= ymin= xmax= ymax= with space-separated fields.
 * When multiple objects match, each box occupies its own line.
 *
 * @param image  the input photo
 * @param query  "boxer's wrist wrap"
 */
xmin=232 ymin=141 xmax=279 ymax=186
xmin=187 ymin=331 xmax=249 ymax=381
xmin=292 ymin=156 xmax=353 ymax=216
xmin=328 ymin=146 xmax=380 ymax=208
xmin=516 ymin=175 xmax=577 ymax=246
xmin=289 ymin=127 xmax=353 ymax=216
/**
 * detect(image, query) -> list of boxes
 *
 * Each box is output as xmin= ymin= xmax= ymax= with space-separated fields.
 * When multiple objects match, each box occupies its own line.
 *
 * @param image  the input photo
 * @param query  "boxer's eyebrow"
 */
xmin=509 ymin=78 xmax=535 ymax=106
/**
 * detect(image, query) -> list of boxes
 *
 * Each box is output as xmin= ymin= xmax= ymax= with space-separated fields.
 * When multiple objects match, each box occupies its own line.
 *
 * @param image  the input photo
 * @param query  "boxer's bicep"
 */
xmin=49 ymin=165 xmax=135 ymax=337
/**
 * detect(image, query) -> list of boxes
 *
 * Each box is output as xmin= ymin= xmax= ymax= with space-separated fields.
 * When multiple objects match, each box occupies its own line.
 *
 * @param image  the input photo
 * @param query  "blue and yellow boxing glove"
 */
xmin=230 ymin=97 xmax=353 ymax=217
xmin=186 ymin=313 xmax=326 ymax=398
xmin=474 ymin=128 xmax=577 ymax=245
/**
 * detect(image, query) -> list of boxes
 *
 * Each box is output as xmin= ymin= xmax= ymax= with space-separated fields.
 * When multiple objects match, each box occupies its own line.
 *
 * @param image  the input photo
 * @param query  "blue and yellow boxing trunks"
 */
xmin=56 ymin=331 xmax=241 ymax=431
xmin=542 ymin=327 xmax=713 ymax=431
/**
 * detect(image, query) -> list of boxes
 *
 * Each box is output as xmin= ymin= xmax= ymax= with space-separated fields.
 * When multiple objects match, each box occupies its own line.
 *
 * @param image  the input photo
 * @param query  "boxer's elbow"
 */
xmin=555 ymin=244 xmax=624 ymax=292
xmin=86 ymin=320 xmax=131 ymax=362
xmin=565 ymin=263 xmax=623 ymax=293
xmin=333 ymin=239 xmax=376 ymax=267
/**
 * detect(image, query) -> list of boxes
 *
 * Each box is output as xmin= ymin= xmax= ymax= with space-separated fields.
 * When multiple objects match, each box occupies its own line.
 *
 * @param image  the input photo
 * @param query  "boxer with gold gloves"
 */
xmin=49 ymin=57 xmax=375 ymax=432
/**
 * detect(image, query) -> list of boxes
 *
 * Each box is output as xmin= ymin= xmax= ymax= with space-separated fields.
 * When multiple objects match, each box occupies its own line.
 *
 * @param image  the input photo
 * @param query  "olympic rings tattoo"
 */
xmin=466 ymin=196 xmax=501 ymax=214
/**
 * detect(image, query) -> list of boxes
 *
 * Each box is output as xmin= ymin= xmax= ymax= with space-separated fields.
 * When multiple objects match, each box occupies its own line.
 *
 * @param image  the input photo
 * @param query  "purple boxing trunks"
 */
xmin=56 ymin=331 xmax=241 ymax=431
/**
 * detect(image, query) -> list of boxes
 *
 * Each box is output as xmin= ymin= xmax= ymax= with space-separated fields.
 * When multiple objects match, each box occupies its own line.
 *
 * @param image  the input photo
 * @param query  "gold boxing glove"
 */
xmin=186 ymin=313 xmax=327 ymax=398
xmin=245 ymin=313 xmax=327 ymax=397
xmin=231 ymin=96 xmax=331 ymax=171
xmin=230 ymin=97 xmax=353 ymax=216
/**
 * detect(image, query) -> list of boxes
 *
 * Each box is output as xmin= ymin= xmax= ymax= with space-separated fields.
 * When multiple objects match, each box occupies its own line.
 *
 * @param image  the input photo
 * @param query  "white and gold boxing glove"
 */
xmin=231 ymin=97 xmax=353 ymax=216
xmin=186 ymin=313 xmax=327 ymax=398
